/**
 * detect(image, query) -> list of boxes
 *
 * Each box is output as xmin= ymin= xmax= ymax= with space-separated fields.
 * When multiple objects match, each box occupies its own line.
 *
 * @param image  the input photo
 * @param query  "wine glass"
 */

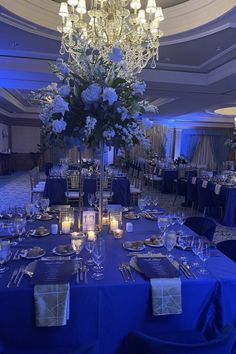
xmin=14 ymin=217 xmax=27 ymax=241
xmin=163 ymin=230 xmax=177 ymax=259
xmin=138 ymin=198 xmax=146 ymax=213
xmin=7 ymin=222 xmax=18 ymax=246
xmin=92 ymin=238 xmax=105 ymax=280
xmin=85 ymin=237 xmax=96 ymax=265
xmin=157 ymin=215 xmax=170 ymax=234
xmin=25 ymin=203 xmax=35 ymax=222
xmin=71 ymin=232 xmax=86 ymax=262
xmin=198 ymin=242 xmax=210 ymax=274
xmin=0 ymin=240 xmax=11 ymax=273
xmin=39 ymin=198 xmax=50 ymax=213
xmin=88 ymin=193 xmax=95 ymax=210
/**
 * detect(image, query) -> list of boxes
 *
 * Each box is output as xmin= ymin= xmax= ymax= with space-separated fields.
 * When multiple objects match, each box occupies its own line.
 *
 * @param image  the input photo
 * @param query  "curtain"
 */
xmin=180 ymin=135 xmax=201 ymax=160
xmin=191 ymin=135 xmax=216 ymax=170
xmin=129 ymin=125 xmax=167 ymax=159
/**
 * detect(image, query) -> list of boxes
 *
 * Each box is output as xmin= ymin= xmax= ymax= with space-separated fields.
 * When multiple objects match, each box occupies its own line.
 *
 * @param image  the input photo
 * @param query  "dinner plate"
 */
xmin=144 ymin=237 xmax=164 ymax=248
xmin=28 ymin=229 xmax=50 ymax=237
xmin=123 ymin=241 xmax=145 ymax=251
xmin=36 ymin=214 xmax=53 ymax=221
xmin=123 ymin=213 xmax=140 ymax=220
xmin=20 ymin=247 xmax=46 ymax=260
xmin=52 ymin=244 xmax=75 ymax=256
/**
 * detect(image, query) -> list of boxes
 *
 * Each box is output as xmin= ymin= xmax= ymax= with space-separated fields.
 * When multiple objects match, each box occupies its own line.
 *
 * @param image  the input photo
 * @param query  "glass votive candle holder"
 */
xmin=113 ymin=229 xmax=124 ymax=239
xmin=87 ymin=230 xmax=97 ymax=241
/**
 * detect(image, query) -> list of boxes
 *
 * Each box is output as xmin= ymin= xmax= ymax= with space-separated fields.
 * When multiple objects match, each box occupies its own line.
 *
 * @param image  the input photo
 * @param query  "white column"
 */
xmin=174 ymin=128 xmax=182 ymax=159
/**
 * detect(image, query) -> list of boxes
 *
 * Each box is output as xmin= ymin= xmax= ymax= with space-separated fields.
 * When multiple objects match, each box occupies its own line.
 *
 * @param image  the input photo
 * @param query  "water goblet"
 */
xmin=138 ymin=198 xmax=146 ymax=213
xmin=7 ymin=222 xmax=18 ymax=246
xmin=25 ymin=203 xmax=35 ymax=222
xmin=39 ymin=198 xmax=50 ymax=213
xmin=163 ymin=230 xmax=177 ymax=259
xmin=88 ymin=193 xmax=95 ymax=210
xmin=92 ymin=238 xmax=105 ymax=280
xmin=71 ymin=232 xmax=86 ymax=262
xmin=14 ymin=217 xmax=27 ymax=241
xmin=0 ymin=240 xmax=11 ymax=273
xmin=85 ymin=238 xmax=96 ymax=265
xmin=157 ymin=215 xmax=170 ymax=234
xmin=198 ymin=242 xmax=210 ymax=274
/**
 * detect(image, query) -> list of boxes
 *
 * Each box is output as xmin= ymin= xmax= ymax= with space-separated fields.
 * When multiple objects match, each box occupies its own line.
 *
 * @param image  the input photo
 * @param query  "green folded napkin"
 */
xmin=34 ymin=283 xmax=70 ymax=327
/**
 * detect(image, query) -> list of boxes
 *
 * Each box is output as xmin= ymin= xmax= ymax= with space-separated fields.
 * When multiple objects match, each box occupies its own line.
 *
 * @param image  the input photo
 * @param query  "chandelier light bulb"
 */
xmin=138 ymin=9 xmax=146 ymax=24
xmin=130 ymin=0 xmax=141 ymax=11
xmin=155 ymin=7 xmax=164 ymax=21
xmin=146 ymin=0 xmax=157 ymax=14
xmin=68 ymin=0 xmax=79 ymax=6
xmin=59 ymin=2 xmax=69 ymax=17
xmin=76 ymin=0 xmax=87 ymax=14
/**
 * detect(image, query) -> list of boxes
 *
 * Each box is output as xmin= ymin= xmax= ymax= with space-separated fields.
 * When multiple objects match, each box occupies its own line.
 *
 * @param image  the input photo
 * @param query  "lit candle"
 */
xmin=102 ymin=216 xmax=109 ymax=225
xmin=87 ymin=230 xmax=96 ymax=241
xmin=110 ymin=218 xmax=118 ymax=231
xmin=126 ymin=222 xmax=133 ymax=232
xmin=62 ymin=220 xmax=71 ymax=234
xmin=113 ymin=229 xmax=123 ymax=239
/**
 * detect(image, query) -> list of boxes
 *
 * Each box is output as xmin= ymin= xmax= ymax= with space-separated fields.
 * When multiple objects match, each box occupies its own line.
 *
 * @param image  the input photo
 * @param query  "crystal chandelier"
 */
xmin=58 ymin=0 xmax=164 ymax=74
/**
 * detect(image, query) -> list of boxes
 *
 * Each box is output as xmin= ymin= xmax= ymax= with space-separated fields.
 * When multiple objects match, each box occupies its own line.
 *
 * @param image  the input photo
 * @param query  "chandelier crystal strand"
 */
xmin=58 ymin=0 xmax=164 ymax=74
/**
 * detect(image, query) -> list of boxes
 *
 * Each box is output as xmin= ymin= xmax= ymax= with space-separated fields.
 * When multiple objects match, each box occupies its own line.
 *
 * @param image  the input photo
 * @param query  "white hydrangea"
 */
xmin=52 ymin=95 xmax=69 ymax=116
xmin=102 ymin=87 xmax=118 ymax=105
xmin=52 ymin=118 xmax=67 ymax=133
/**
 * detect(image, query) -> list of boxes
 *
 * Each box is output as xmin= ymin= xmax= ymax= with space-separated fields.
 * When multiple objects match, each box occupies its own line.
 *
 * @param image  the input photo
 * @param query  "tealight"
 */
xmin=113 ymin=229 xmax=124 ymax=239
xmin=87 ymin=230 xmax=96 ymax=241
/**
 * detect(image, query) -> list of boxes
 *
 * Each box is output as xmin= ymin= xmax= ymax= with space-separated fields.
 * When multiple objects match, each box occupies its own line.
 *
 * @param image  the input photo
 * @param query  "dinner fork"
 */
xmin=122 ymin=264 xmax=135 ymax=282
xmin=119 ymin=265 xmax=127 ymax=282
xmin=17 ymin=267 xmax=26 ymax=287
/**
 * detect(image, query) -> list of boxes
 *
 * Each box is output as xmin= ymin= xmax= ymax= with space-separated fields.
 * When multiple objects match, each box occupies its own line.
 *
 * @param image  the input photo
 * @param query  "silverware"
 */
xmin=119 ymin=265 xmax=127 ymax=282
xmin=79 ymin=263 xmax=83 ymax=281
xmin=83 ymin=266 xmax=88 ymax=284
xmin=13 ymin=250 xmax=20 ymax=260
xmin=16 ymin=267 xmax=25 ymax=287
xmin=184 ymin=264 xmax=198 ymax=279
xmin=76 ymin=265 xmax=80 ymax=284
xmin=14 ymin=266 xmax=24 ymax=284
xmin=179 ymin=264 xmax=190 ymax=278
xmin=123 ymin=264 xmax=135 ymax=282
xmin=7 ymin=269 xmax=18 ymax=288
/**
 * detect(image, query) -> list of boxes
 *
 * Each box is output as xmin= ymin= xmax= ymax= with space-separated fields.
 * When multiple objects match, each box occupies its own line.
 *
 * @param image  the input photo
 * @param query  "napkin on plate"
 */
xmin=202 ymin=180 xmax=208 ymax=188
xmin=214 ymin=184 xmax=222 ymax=195
xmin=34 ymin=283 xmax=70 ymax=327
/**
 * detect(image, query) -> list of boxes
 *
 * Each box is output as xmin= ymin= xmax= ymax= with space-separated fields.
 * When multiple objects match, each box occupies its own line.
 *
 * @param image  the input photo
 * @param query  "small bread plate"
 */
xmin=142 ymin=212 xmax=157 ymax=221
xmin=123 ymin=212 xmax=140 ymax=220
xmin=123 ymin=241 xmax=145 ymax=252
xmin=36 ymin=213 xmax=53 ymax=221
xmin=144 ymin=236 xmax=164 ymax=248
xmin=28 ymin=228 xmax=50 ymax=237
xmin=20 ymin=247 xmax=46 ymax=260
xmin=52 ymin=244 xmax=75 ymax=256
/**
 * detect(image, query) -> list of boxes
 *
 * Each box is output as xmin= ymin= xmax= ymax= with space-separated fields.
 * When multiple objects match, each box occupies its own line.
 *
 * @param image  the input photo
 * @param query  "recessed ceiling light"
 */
xmin=214 ymin=106 xmax=236 ymax=116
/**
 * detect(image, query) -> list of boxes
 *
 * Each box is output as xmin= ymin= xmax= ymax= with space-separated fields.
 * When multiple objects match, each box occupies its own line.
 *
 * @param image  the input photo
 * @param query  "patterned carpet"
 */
xmin=0 ymin=172 xmax=235 ymax=243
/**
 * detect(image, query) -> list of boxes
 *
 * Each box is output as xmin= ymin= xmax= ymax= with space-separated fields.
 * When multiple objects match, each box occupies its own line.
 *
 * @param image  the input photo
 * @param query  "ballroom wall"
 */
xmin=11 ymin=126 xmax=40 ymax=153
xmin=0 ymin=122 xmax=9 ymax=152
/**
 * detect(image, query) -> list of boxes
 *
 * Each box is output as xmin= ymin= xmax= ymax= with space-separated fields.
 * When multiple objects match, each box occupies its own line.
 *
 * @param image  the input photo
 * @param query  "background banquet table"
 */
xmin=1 ymin=215 xmax=236 ymax=354
xmin=186 ymin=178 xmax=236 ymax=226
xmin=43 ymin=177 xmax=131 ymax=206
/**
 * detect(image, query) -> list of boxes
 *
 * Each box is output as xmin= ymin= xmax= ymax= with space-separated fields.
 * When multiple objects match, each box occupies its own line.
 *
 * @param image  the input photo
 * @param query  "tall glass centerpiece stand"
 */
xmin=78 ymin=148 xmax=82 ymax=231
xmin=98 ymin=140 xmax=104 ymax=231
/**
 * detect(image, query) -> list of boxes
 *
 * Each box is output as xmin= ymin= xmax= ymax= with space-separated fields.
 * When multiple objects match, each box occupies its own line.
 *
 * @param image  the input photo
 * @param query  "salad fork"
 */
xmin=119 ymin=265 xmax=127 ymax=282
xmin=123 ymin=264 xmax=135 ymax=282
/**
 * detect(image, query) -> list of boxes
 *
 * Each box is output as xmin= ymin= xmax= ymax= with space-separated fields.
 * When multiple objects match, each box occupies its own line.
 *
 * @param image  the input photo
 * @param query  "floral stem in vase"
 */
xmin=78 ymin=148 xmax=82 ymax=231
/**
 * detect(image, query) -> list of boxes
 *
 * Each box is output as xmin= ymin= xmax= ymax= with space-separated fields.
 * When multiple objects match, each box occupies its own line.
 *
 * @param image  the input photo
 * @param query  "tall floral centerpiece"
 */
xmin=34 ymin=46 xmax=157 ymax=229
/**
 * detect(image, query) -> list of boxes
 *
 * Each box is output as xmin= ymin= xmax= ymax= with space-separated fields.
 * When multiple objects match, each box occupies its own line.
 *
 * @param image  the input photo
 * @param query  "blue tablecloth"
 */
xmin=44 ymin=177 xmax=131 ymax=206
xmin=160 ymin=170 xmax=178 ymax=194
xmin=1 ymin=216 xmax=236 ymax=353
xmin=188 ymin=179 xmax=236 ymax=226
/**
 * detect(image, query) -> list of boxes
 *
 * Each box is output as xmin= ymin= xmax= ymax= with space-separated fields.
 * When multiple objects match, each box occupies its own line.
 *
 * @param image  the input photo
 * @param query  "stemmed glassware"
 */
xmin=14 ymin=217 xmax=27 ymax=241
xmin=198 ymin=241 xmax=210 ymax=274
xmin=138 ymin=198 xmax=146 ymax=213
xmin=157 ymin=215 xmax=170 ymax=234
xmin=39 ymin=198 xmax=50 ymax=213
xmin=71 ymin=232 xmax=86 ymax=264
xmin=88 ymin=193 xmax=95 ymax=210
xmin=0 ymin=240 xmax=11 ymax=273
xmin=92 ymin=237 xmax=105 ymax=280
xmin=25 ymin=203 xmax=35 ymax=222
xmin=85 ymin=237 xmax=96 ymax=265
xmin=163 ymin=230 xmax=177 ymax=259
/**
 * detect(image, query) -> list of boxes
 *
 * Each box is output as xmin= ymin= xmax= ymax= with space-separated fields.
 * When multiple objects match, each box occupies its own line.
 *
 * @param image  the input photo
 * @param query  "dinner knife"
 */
xmin=16 ymin=268 xmax=25 ymax=287
xmin=7 ymin=269 xmax=18 ymax=288
xmin=14 ymin=266 xmax=24 ymax=284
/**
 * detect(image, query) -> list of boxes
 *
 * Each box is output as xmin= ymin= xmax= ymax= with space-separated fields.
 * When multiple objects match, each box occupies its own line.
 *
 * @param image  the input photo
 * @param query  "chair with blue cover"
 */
xmin=217 ymin=240 xmax=236 ymax=262
xmin=126 ymin=325 xmax=236 ymax=354
xmin=184 ymin=216 xmax=216 ymax=241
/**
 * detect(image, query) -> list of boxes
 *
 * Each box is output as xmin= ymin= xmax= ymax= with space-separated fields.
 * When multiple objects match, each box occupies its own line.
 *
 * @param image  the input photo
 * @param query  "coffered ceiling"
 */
xmin=0 ymin=0 xmax=236 ymax=129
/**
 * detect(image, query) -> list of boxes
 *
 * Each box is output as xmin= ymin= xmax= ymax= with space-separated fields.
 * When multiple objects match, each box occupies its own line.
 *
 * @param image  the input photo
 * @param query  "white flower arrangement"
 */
xmin=32 ymin=46 xmax=157 ymax=150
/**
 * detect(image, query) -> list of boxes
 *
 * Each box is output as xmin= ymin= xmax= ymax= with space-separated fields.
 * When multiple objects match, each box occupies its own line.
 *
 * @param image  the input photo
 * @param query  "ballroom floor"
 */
xmin=0 ymin=172 xmax=235 ymax=244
